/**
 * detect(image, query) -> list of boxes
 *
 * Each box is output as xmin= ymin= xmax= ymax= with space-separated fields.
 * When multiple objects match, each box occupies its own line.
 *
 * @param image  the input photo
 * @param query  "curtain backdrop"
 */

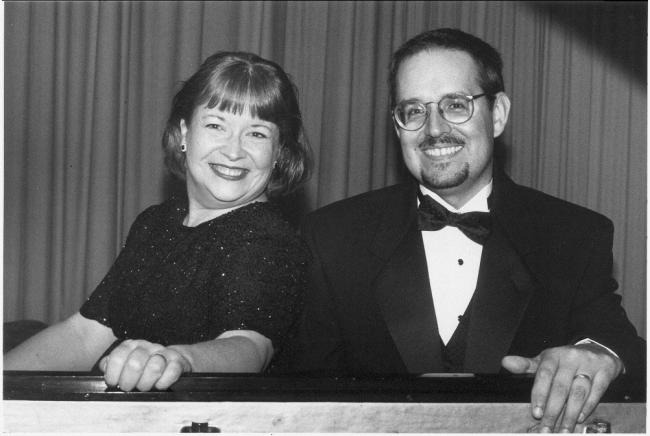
xmin=4 ymin=1 xmax=646 ymax=336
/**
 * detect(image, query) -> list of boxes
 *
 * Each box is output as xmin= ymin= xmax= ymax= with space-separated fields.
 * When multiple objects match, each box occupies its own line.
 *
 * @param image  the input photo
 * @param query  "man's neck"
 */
xmin=421 ymin=181 xmax=493 ymax=213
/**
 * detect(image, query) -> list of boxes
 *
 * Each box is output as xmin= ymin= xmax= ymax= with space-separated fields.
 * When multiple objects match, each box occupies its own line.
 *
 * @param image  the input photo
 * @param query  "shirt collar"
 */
xmin=419 ymin=180 xmax=493 ymax=213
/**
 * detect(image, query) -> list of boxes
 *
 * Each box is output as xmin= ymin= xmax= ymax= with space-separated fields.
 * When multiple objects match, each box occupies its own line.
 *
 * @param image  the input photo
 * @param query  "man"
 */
xmin=293 ymin=29 xmax=645 ymax=432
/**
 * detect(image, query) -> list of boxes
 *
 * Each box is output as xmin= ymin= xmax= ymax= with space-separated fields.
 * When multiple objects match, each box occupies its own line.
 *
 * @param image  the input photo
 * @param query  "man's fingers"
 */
xmin=530 ymin=356 xmax=560 ymax=421
xmin=501 ymin=355 xmax=539 ymax=374
xmin=578 ymin=372 xmax=610 ymax=424
xmin=537 ymin=367 xmax=576 ymax=431
xmin=557 ymin=373 xmax=592 ymax=432
xmin=515 ymin=345 xmax=622 ymax=433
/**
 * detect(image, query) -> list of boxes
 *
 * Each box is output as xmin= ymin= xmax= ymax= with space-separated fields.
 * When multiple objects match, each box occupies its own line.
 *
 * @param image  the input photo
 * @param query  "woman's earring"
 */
xmin=180 ymin=143 xmax=187 ymax=152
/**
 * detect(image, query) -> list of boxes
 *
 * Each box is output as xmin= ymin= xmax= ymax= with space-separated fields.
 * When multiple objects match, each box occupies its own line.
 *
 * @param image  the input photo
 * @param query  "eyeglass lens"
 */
xmin=394 ymin=94 xmax=475 ymax=130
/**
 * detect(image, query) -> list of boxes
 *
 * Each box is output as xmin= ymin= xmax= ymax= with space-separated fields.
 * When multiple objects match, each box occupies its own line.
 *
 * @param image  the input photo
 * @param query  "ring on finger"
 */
xmin=573 ymin=373 xmax=592 ymax=383
xmin=150 ymin=352 xmax=168 ymax=364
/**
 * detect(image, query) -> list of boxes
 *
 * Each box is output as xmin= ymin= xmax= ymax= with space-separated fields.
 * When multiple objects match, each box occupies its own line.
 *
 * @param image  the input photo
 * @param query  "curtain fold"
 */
xmin=4 ymin=1 xmax=646 ymax=336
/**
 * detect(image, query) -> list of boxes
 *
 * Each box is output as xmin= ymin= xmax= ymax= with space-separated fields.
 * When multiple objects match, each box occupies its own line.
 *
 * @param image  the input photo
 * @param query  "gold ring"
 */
xmin=573 ymin=373 xmax=592 ymax=382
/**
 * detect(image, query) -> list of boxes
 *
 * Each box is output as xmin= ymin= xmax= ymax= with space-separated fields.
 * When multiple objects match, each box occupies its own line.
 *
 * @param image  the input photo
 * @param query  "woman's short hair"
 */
xmin=162 ymin=51 xmax=311 ymax=198
xmin=389 ymin=28 xmax=505 ymax=108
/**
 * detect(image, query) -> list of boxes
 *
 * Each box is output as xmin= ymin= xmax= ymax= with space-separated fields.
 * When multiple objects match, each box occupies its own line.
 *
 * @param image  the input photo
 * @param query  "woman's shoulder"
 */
xmin=132 ymin=196 xmax=186 ymax=224
xmin=120 ymin=197 xmax=186 ymax=245
xmin=224 ymin=202 xmax=308 ymax=257
xmin=251 ymin=204 xmax=301 ymax=241
xmin=211 ymin=201 xmax=293 ymax=235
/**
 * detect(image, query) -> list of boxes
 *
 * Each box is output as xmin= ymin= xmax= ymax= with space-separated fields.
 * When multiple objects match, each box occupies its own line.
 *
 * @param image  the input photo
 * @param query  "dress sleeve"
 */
xmin=79 ymin=207 xmax=157 ymax=327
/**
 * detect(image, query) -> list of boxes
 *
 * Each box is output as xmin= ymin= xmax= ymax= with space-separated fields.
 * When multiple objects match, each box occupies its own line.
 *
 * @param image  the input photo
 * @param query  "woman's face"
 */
xmin=180 ymin=104 xmax=279 ymax=212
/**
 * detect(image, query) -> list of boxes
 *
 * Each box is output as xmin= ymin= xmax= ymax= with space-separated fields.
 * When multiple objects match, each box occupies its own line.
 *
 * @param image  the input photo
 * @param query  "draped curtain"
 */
xmin=4 ymin=1 xmax=646 ymax=336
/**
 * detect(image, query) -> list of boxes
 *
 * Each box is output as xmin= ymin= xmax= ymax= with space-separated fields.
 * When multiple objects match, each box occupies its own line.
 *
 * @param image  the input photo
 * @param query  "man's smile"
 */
xmin=422 ymin=145 xmax=464 ymax=158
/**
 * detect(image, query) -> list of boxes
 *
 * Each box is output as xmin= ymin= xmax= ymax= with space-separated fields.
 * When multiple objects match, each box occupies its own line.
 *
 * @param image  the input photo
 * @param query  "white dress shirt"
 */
xmin=419 ymin=181 xmax=492 ymax=345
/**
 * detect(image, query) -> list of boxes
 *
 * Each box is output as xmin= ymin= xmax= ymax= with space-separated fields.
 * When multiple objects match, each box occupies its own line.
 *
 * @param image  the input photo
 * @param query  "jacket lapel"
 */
xmin=463 ymin=221 xmax=538 ymax=372
xmin=370 ymin=182 xmax=443 ymax=373
xmin=464 ymin=169 xmax=542 ymax=372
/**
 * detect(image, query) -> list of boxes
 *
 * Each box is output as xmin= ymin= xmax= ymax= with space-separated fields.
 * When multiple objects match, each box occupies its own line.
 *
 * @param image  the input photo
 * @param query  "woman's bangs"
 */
xmin=203 ymin=70 xmax=281 ymax=122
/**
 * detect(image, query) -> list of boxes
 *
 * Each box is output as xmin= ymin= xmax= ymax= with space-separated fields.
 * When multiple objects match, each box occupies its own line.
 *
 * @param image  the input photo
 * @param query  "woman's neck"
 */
xmin=183 ymin=196 xmax=268 ymax=227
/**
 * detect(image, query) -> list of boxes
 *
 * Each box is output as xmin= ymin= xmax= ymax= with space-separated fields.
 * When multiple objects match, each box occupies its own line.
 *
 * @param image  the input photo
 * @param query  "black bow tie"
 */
xmin=417 ymin=192 xmax=492 ymax=245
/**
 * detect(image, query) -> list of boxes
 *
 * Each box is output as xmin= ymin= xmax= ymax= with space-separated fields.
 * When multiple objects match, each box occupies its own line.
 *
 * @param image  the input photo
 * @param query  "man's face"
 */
xmin=394 ymin=48 xmax=510 ymax=208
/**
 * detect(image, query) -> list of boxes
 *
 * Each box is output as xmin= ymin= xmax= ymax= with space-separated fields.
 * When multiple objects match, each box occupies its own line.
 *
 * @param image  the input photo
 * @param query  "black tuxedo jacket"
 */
xmin=291 ymin=170 xmax=645 ymax=376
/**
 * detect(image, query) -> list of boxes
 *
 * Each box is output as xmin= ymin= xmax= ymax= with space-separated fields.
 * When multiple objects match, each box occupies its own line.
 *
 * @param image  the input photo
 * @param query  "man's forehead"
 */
xmin=399 ymin=48 xmax=479 ymax=78
xmin=396 ymin=49 xmax=481 ymax=98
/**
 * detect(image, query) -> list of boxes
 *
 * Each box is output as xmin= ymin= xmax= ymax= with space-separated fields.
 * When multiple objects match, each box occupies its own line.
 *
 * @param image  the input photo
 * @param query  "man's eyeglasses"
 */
xmin=393 ymin=93 xmax=490 ymax=131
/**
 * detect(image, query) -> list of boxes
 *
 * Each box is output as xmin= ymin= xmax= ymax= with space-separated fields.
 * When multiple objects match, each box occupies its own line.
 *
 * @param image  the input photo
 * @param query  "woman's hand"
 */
xmin=99 ymin=339 xmax=192 ymax=392
xmin=100 ymin=331 xmax=271 ymax=392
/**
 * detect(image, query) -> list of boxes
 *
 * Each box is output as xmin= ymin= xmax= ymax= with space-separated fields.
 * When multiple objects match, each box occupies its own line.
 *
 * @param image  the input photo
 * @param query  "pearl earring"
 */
xmin=180 ymin=143 xmax=187 ymax=152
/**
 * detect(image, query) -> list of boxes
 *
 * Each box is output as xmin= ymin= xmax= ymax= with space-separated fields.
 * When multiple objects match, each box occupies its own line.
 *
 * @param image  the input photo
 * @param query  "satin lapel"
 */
xmin=370 ymin=183 xmax=443 ymax=373
xmin=464 ymin=169 xmax=542 ymax=372
xmin=463 ymin=222 xmax=538 ymax=372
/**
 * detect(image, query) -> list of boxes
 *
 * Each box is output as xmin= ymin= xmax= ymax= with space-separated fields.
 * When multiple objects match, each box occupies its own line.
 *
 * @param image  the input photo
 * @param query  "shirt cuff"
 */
xmin=575 ymin=338 xmax=625 ymax=373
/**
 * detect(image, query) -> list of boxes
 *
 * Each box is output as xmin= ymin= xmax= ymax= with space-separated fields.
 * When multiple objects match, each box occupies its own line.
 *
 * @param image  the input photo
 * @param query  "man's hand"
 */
xmin=99 ymin=339 xmax=192 ymax=392
xmin=502 ymin=343 xmax=623 ymax=433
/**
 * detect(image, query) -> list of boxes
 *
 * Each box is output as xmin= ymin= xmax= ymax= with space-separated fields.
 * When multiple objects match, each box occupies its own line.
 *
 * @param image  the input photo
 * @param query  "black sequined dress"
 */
xmin=80 ymin=197 xmax=308 ymax=359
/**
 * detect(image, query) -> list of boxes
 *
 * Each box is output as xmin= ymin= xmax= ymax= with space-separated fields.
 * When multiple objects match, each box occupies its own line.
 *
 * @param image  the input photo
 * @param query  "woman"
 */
xmin=4 ymin=51 xmax=311 ymax=392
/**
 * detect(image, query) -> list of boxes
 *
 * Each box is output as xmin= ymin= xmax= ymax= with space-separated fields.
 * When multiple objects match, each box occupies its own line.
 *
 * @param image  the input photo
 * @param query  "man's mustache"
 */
xmin=418 ymin=134 xmax=465 ymax=148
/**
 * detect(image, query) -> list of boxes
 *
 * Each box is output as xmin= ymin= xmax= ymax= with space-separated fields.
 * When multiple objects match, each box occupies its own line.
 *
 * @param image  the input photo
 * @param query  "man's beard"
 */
xmin=420 ymin=161 xmax=470 ymax=190
xmin=418 ymin=134 xmax=469 ymax=190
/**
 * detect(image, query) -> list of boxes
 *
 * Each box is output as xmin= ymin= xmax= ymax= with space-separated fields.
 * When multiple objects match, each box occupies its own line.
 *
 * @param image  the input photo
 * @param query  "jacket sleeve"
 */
xmin=286 ymin=215 xmax=348 ymax=374
xmin=568 ymin=218 xmax=646 ymax=377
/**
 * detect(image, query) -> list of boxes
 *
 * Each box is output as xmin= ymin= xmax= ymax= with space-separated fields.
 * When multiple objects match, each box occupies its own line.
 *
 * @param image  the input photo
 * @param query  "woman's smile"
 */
xmin=209 ymin=163 xmax=249 ymax=181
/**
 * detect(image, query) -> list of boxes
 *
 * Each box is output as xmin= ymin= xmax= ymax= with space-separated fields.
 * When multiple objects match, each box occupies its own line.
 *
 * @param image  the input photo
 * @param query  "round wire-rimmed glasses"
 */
xmin=393 ymin=93 xmax=489 ymax=130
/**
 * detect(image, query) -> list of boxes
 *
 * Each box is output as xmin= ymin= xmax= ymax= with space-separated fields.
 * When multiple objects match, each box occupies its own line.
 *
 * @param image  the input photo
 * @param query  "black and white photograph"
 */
xmin=3 ymin=1 xmax=646 ymax=433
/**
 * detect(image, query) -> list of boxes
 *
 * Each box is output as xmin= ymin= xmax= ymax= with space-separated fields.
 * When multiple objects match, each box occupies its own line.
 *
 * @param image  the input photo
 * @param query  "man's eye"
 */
xmin=406 ymin=106 xmax=425 ymax=116
xmin=444 ymin=101 xmax=469 ymax=112
xmin=206 ymin=123 xmax=224 ymax=130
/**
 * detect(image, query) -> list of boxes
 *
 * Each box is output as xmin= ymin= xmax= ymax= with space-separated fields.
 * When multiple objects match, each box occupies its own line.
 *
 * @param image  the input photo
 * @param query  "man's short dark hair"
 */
xmin=389 ymin=28 xmax=505 ymax=108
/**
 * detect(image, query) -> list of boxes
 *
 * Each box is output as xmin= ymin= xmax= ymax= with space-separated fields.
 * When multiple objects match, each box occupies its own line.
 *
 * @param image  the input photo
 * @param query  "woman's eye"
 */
xmin=250 ymin=131 xmax=268 ymax=139
xmin=206 ymin=123 xmax=224 ymax=130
